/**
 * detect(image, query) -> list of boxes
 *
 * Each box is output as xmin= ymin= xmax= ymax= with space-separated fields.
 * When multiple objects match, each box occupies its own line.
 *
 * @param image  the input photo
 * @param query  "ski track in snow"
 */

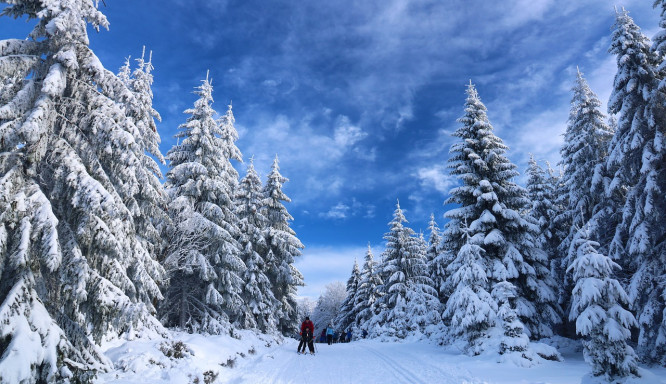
xmin=220 ymin=339 xmax=479 ymax=384
xmin=97 ymin=334 xmax=666 ymax=384
xmin=361 ymin=345 xmax=427 ymax=384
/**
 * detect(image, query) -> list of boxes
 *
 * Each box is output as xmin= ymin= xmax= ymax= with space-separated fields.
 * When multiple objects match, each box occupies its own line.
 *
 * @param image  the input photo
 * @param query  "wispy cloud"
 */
xmin=167 ymin=0 xmax=657 ymax=206
xmin=235 ymin=111 xmax=373 ymax=205
xmin=319 ymin=198 xmax=377 ymax=221
xmin=320 ymin=203 xmax=350 ymax=220
xmin=415 ymin=165 xmax=457 ymax=194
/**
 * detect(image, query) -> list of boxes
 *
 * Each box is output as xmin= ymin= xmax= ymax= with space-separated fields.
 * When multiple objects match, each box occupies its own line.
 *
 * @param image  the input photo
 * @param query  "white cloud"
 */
xmin=510 ymin=108 xmax=567 ymax=165
xmin=501 ymin=0 xmax=555 ymax=28
xmin=319 ymin=198 xmax=377 ymax=221
xmin=320 ymin=202 xmax=350 ymax=219
xmin=238 ymin=113 xmax=346 ymax=199
xmin=364 ymin=205 xmax=376 ymax=219
xmin=415 ymin=165 xmax=457 ymax=194
xmin=334 ymin=116 xmax=367 ymax=147
xmin=236 ymin=109 xmax=381 ymax=207
xmin=353 ymin=146 xmax=377 ymax=162
xmin=295 ymin=245 xmax=384 ymax=300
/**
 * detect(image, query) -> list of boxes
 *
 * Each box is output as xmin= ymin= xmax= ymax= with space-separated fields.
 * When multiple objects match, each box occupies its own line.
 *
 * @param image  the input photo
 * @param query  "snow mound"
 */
xmin=97 ymin=330 xmax=283 ymax=383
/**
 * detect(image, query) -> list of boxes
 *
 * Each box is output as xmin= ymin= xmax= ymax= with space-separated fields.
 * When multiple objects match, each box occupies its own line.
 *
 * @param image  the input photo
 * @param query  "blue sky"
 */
xmin=1 ymin=0 xmax=660 ymax=300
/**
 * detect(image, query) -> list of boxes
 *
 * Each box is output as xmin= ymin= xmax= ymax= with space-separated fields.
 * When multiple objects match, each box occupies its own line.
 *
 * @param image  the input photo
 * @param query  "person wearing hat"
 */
xmin=298 ymin=316 xmax=315 ymax=354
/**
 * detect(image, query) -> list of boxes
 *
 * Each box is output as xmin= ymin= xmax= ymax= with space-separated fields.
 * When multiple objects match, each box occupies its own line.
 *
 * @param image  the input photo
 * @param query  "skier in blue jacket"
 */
xmin=326 ymin=324 xmax=334 ymax=345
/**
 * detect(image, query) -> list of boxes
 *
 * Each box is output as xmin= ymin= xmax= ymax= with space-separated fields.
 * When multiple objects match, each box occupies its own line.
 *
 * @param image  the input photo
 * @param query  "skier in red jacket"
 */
xmin=297 ymin=317 xmax=315 ymax=354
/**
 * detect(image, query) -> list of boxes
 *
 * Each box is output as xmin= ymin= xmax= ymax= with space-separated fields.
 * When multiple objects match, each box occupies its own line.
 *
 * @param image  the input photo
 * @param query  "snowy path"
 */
xmin=221 ymin=339 xmax=482 ymax=384
xmin=98 ymin=333 xmax=666 ymax=384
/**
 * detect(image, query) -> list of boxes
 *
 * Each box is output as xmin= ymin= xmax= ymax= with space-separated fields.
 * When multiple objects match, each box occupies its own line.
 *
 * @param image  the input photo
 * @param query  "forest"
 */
xmin=0 ymin=0 xmax=665 ymax=383
xmin=321 ymin=7 xmax=666 ymax=382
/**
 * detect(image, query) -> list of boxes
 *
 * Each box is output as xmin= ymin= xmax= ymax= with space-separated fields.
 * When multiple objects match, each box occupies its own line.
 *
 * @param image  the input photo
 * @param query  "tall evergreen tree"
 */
xmin=336 ymin=259 xmax=361 ymax=333
xmin=555 ymin=71 xmax=614 ymax=330
xmin=526 ymin=156 xmax=558 ymax=259
xmin=559 ymin=70 xmax=613 ymax=247
xmin=427 ymin=213 xmax=451 ymax=303
xmin=526 ymin=155 xmax=567 ymax=336
xmin=404 ymin=233 xmax=441 ymax=336
xmin=544 ymin=164 xmax=568 ymax=307
xmin=263 ymin=155 xmax=304 ymax=335
xmin=236 ymin=159 xmax=277 ymax=332
xmin=213 ymin=103 xmax=245 ymax=325
xmin=0 ymin=1 xmax=165 ymax=380
xmin=161 ymin=75 xmax=244 ymax=333
xmin=427 ymin=214 xmax=454 ymax=303
xmin=630 ymin=1 xmax=666 ymax=365
xmin=371 ymin=202 xmax=438 ymax=338
xmin=601 ymin=8 xmax=666 ymax=364
xmin=376 ymin=201 xmax=414 ymax=314
xmin=602 ymin=9 xmax=659 ymax=265
xmin=443 ymin=83 xmax=560 ymax=340
xmin=426 ymin=214 xmax=441 ymax=267
xmin=568 ymin=227 xmax=638 ymax=380
xmin=353 ymin=244 xmax=382 ymax=330
xmin=121 ymin=48 xmax=170 ymax=307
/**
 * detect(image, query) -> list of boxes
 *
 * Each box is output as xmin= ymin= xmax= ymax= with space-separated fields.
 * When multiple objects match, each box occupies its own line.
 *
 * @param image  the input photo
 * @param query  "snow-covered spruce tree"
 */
xmin=558 ymin=69 xmax=613 ymax=254
xmin=525 ymin=156 xmax=568 ymax=336
xmin=545 ymin=165 xmax=573 ymax=336
xmin=162 ymin=75 xmax=244 ymax=333
xmin=443 ymin=82 xmax=560 ymax=340
xmin=492 ymin=281 xmax=531 ymax=364
xmin=236 ymin=159 xmax=277 ymax=332
xmin=546 ymin=167 xmax=566 ymax=250
xmin=125 ymin=49 xmax=170 ymax=264
xmin=111 ymin=49 xmax=170 ymax=311
xmin=601 ymin=9 xmax=658 ymax=269
xmin=443 ymin=236 xmax=496 ymax=355
xmin=375 ymin=200 xmax=412 ymax=315
xmin=335 ymin=259 xmax=360 ymax=333
xmin=526 ymin=156 xmax=559 ymax=263
xmin=0 ymin=1 xmax=166 ymax=381
xmin=353 ymin=244 xmax=383 ymax=331
xmin=263 ymin=155 xmax=304 ymax=335
xmin=568 ymin=227 xmax=639 ymax=380
xmin=427 ymin=213 xmax=452 ymax=304
xmin=404 ymin=233 xmax=442 ymax=337
xmin=597 ymin=8 xmax=666 ymax=364
xmin=426 ymin=214 xmax=441 ymax=269
xmin=629 ymin=1 xmax=666 ymax=365
xmin=214 ymin=104 xmax=246 ymax=326
xmin=554 ymin=70 xmax=614 ymax=330
xmin=370 ymin=201 xmax=438 ymax=338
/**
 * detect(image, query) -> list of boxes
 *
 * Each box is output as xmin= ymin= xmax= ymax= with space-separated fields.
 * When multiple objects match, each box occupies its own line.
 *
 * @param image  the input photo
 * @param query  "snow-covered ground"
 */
xmin=96 ymin=332 xmax=666 ymax=384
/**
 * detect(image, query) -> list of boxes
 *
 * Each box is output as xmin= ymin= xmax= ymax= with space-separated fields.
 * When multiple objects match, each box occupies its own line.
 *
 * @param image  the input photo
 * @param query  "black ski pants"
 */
xmin=298 ymin=336 xmax=314 ymax=353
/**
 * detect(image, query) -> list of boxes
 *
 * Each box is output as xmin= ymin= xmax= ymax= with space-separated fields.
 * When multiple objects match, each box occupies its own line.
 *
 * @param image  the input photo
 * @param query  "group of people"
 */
xmin=321 ymin=324 xmax=351 ymax=345
xmin=297 ymin=317 xmax=360 ymax=354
